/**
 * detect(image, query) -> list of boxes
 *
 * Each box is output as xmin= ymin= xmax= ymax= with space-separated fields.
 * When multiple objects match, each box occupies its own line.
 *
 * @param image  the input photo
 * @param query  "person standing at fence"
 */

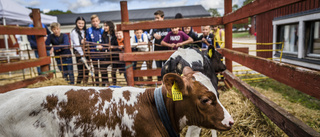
xmin=198 ymin=25 xmax=214 ymax=49
xmin=131 ymin=29 xmax=150 ymax=81
xmin=86 ymin=14 xmax=105 ymax=86
xmin=212 ymin=25 xmax=225 ymax=48
xmin=110 ymin=30 xmax=127 ymax=85
xmin=70 ymin=16 xmax=88 ymax=84
xmin=149 ymin=10 xmax=171 ymax=81
xmin=161 ymin=27 xmax=193 ymax=50
xmin=45 ymin=22 xmax=74 ymax=84
xmin=183 ymin=26 xmax=200 ymax=48
xmin=27 ymin=12 xmax=52 ymax=75
xmin=100 ymin=21 xmax=116 ymax=86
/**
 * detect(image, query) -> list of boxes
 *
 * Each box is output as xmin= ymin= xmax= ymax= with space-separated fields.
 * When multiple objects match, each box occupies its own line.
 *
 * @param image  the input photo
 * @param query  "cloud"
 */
xmin=149 ymin=0 xmax=188 ymax=8
xmin=67 ymin=0 xmax=93 ymax=12
xmin=13 ymin=0 xmax=40 ymax=7
xmin=195 ymin=0 xmax=224 ymax=10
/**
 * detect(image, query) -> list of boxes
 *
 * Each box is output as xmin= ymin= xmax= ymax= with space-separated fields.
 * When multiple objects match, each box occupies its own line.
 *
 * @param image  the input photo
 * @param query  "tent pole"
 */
xmin=2 ymin=17 xmax=11 ymax=77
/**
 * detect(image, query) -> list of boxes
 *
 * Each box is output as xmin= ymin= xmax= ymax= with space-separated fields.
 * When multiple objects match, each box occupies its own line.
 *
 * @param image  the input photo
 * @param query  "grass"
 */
xmin=248 ymin=78 xmax=320 ymax=110
xmin=232 ymin=32 xmax=251 ymax=38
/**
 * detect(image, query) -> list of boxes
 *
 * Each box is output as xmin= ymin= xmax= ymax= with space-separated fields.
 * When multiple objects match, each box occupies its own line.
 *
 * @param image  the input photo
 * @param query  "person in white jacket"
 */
xmin=70 ymin=17 xmax=87 ymax=84
xmin=130 ymin=29 xmax=152 ymax=81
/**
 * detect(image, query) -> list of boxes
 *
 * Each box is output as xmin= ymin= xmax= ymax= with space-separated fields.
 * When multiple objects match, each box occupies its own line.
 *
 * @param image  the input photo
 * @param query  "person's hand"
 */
xmin=154 ymin=34 xmax=161 ymax=40
xmin=96 ymin=45 xmax=103 ymax=50
xmin=44 ymin=36 xmax=47 ymax=41
xmin=170 ymin=43 xmax=176 ymax=48
xmin=202 ymin=38 xmax=206 ymax=42
xmin=176 ymin=43 xmax=183 ymax=47
xmin=81 ymin=39 xmax=85 ymax=45
xmin=49 ymin=48 xmax=53 ymax=55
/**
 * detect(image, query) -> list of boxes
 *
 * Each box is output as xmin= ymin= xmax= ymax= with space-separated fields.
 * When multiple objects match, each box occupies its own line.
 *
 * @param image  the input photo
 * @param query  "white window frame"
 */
xmin=273 ymin=12 xmax=320 ymax=58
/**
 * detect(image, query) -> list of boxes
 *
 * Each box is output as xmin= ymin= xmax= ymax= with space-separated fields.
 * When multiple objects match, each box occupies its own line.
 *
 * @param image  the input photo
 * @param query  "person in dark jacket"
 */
xmin=27 ymin=12 xmax=51 ymax=75
xmin=45 ymin=22 xmax=74 ymax=84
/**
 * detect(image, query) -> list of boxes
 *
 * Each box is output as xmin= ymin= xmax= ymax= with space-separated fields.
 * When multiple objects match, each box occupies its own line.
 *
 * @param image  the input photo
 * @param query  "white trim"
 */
xmin=273 ymin=24 xmax=277 ymax=56
xmin=307 ymin=54 xmax=320 ymax=58
xmin=273 ymin=57 xmax=320 ymax=70
xmin=282 ymin=51 xmax=298 ymax=54
xmin=273 ymin=12 xmax=320 ymax=25
xmin=298 ymin=20 xmax=305 ymax=58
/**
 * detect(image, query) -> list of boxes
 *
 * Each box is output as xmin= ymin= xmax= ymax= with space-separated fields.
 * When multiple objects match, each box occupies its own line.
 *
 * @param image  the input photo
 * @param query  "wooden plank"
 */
xmin=0 ymin=25 xmax=46 ymax=35
xmin=221 ymin=48 xmax=320 ymax=99
xmin=223 ymin=0 xmax=303 ymax=24
xmin=117 ymin=17 xmax=223 ymax=31
xmin=0 ymin=73 xmax=53 ymax=93
xmin=135 ymin=81 xmax=162 ymax=85
xmin=223 ymin=70 xmax=320 ymax=137
xmin=232 ymin=47 xmax=249 ymax=54
xmin=119 ymin=51 xmax=175 ymax=61
xmin=0 ymin=56 xmax=51 ymax=73
xmin=133 ymin=69 xmax=161 ymax=77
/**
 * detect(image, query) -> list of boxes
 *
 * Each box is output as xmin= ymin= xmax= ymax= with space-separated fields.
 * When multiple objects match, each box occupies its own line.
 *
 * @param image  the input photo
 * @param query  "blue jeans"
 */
xmin=55 ymin=57 xmax=74 ymax=84
xmin=34 ymin=50 xmax=50 ymax=75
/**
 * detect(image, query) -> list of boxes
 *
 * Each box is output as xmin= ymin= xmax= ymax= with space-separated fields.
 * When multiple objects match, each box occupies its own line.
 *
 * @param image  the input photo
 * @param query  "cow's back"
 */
xmin=0 ymin=86 xmax=146 ymax=137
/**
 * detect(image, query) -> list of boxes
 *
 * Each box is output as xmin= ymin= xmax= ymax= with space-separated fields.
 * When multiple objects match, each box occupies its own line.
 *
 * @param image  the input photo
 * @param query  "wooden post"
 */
xmin=32 ymin=9 xmax=49 ymax=73
xmin=224 ymin=0 xmax=233 ymax=87
xmin=120 ymin=1 xmax=134 ymax=86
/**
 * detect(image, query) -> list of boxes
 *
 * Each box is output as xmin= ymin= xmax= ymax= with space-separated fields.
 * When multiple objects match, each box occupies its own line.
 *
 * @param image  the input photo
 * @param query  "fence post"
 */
xmin=120 ymin=1 xmax=134 ymax=86
xmin=224 ymin=0 xmax=233 ymax=87
xmin=32 ymin=9 xmax=49 ymax=73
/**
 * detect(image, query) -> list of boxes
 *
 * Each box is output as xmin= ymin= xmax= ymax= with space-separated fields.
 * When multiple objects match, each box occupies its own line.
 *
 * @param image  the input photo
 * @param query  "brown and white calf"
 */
xmin=0 ymin=67 xmax=233 ymax=137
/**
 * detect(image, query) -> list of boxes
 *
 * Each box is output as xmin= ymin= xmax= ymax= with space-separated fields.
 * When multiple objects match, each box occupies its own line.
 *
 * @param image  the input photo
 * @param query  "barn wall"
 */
xmin=256 ymin=0 xmax=320 ymax=58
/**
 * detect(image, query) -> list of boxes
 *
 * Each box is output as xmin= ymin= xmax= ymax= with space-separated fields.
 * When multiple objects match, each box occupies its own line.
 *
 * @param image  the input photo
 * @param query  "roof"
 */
xmin=273 ymin=8 xmax=320 ymax=21
xmin=56 ymin=5 xmax=211 ymax=25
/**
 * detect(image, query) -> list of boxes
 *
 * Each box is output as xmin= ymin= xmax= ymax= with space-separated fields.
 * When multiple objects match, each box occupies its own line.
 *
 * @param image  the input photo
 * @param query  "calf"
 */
xmin=161 ymin=46 xmax=226 ymax=90
xmin=0 ymin=67 xmax=233 ymax=137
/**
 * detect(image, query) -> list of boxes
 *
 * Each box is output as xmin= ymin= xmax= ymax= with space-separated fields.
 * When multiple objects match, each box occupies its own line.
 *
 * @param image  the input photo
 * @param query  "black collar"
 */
xmin=154 ymin=87 xmax=179 ymax=137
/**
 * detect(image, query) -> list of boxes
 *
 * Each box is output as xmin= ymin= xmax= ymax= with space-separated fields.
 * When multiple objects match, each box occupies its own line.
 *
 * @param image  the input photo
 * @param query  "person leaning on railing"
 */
xmin=70 ymin=16 xmax=88 ymax=84
xmin=45 ymin=22 xmax=74 ymax=84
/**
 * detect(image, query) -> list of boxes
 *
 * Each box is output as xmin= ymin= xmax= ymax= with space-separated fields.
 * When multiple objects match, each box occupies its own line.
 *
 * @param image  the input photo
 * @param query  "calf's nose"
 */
xmin=228 ymin=118 xmax=234 ymax=127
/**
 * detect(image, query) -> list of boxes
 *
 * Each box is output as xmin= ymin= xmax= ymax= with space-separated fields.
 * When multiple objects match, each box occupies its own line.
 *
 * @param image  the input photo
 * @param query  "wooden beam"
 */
xmin=117 ymin=17 xmax=223 ymax=31
xmin=0 ymin=56 xmax=51 ymax=73
xmin=135 ymin=81 xmax=162 ymax=85
xmin=119 ymin=51 xmax=175 ymax=61
xmin=0 ymin=25 xmax=46 ymax=35
xmin=223 ymin=0 xmax=303 ymax=24
xmin=133 ymin=69 xmax=161 ymax=77
xmin=221 ymin=48 xmax=320 ymax=99
xmin=0 ymin=73 xmax=53 ymax=93
xmin=223 ymin=70 xmax=320 ymax=137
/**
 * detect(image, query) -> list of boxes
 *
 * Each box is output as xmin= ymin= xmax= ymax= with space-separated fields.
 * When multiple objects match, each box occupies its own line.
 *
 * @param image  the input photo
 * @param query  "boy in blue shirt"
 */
xmin=27 ymin=12 xmax=51 ymax=75
xmin=45 ymin=22 xmax=74 ymax=84
xmin=86 ymin=14 xmax=105 ymax=86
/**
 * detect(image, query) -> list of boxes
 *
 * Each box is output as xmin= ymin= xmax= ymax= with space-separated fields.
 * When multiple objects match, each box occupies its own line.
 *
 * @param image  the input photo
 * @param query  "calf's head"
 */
xmin=206 ymin=45 xmax=226 ymax=73
xmin=162 ymin=67 xmax=233 ymax=131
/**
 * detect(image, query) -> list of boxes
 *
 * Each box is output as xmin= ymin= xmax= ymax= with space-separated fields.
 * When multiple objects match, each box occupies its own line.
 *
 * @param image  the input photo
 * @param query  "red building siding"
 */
xmin=256 ymin=0 xmax=320 ymax=58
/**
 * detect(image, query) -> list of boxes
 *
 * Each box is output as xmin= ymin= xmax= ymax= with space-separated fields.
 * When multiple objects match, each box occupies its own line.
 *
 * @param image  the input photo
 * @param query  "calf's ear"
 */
xmin=163 ymin=73 xmax=187 ymax=97
xmin=207 ymin=45 xmax=216 ymax=59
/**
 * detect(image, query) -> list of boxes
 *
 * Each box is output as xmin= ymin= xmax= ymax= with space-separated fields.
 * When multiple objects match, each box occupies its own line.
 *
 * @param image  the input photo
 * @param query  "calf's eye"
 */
xmin=201 ymin=98 xmax=210 ymax=104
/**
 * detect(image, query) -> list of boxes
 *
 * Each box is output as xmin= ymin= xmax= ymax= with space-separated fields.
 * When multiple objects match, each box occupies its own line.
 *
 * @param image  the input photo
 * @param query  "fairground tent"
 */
xmin=0 ymin=0 xmax=57 ymax=25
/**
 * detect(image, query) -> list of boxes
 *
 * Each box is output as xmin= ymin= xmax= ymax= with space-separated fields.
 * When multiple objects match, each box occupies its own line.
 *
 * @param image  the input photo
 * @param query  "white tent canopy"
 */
xmin=0 ymin=0 xmax=57 ymax=25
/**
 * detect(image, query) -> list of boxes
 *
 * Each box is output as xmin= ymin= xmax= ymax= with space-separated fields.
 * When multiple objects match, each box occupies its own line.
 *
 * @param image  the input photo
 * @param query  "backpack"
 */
xmin=134 ymin=34 xmax=144 ymax=43
xmin=88 ymin=27 xmax=104 ymax=40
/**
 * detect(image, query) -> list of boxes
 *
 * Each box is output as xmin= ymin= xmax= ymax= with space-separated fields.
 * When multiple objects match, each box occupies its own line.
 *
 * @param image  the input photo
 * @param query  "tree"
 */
xmin=243 ymin=0 xmax=254 ymax=6
xmin=45 ymin=10 xmax=73 ymax=15
xmin=208 ymin=8 xmax=221 ymax=17
xmin=232 ymin=4 xmax=239 ymax=11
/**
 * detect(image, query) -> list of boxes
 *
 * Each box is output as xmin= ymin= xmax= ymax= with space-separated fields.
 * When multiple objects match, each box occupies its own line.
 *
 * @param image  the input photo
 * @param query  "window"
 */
xmin=277 ymin=24 xmax=299 ymax=53
xmin=305 ymin=20 xmax=320 ymax=57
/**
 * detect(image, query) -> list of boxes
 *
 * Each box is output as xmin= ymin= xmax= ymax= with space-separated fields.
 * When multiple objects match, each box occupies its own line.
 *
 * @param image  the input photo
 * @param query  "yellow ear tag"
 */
xmin=171 ymin=81 xmax=183 ymax=101
xmin=208 ymin=49 xmax=213 ymax=58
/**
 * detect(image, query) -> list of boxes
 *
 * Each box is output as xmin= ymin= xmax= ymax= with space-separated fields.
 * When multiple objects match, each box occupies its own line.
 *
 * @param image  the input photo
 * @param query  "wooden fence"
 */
xmin=0 ymin=9 xmax=52 ymax=93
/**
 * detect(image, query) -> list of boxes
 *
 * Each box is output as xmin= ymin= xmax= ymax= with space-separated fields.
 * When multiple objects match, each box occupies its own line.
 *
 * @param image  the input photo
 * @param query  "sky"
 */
xmin=13 ymin=0 xmax=246 ymax=15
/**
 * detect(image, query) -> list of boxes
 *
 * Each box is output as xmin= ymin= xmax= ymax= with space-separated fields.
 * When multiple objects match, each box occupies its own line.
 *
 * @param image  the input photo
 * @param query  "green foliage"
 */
xmin=249 ymin=78 xmax=320 ymax=110
xmin=243 ymin=0 xmax=254 ymax=6
xmin=45 ymin=9 xmax=73 ymax=15
xmin=232 ymin=4 xmax=239 ymax=11
xmin=232 ymin=32 xmax=250 ymax=38
xmin=208 ymin=8 xmax=221 ymax=17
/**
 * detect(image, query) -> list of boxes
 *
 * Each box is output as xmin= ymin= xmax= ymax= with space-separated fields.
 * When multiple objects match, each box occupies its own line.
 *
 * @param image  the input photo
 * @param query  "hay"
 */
xmin=27 ymin=78 xmax=68 ymax=88
xmin=180 ymin=87 xmax=320 ymax=137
